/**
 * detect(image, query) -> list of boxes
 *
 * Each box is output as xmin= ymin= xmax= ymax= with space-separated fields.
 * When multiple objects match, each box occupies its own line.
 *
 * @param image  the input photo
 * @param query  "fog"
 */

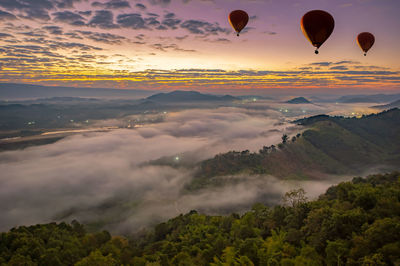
xmin=0 ymin=106 xmax=358 ymax=233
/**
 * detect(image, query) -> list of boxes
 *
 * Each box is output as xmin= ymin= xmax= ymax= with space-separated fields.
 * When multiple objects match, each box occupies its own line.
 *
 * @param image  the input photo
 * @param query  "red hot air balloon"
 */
xmin=357 ymin=32 xmax=375 ymax=56
xmin=229 ymin=10 xmax=249 ymax=36
xmin=301 ymin=10 xmax=335 ymax=54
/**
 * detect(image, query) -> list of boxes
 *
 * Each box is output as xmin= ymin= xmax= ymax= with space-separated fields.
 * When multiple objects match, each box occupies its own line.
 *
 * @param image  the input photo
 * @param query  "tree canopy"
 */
xmin=1 ymin=172 xmax=399 ymax=265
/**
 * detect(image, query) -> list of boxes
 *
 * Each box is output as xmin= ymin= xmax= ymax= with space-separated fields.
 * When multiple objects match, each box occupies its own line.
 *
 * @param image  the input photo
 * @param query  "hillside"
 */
xmin=1 ymin=172 xmax=399 ymax=265
xmin=372 ymin=99 xmax=400 ymax=110
xmin=190 ymin=109 xmax=400 ymax=190
xmin=146 ymin=90 xmax=238 ymax=102
xmin=285 ymin=97 xmax=312 ymax=104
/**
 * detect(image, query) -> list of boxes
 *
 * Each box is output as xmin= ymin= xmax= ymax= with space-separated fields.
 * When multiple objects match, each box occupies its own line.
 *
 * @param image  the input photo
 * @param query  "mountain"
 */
xmin=285 ymin=97 xmax=312 ymax=104
xmin=337 ymin=94 xmax=400 ymax=103
xmin=0 ymin=83 xmax=155 ymax=100
xmin=9 ymin=97 xmax=102 ymax=105
xmin=1 ymin=171 xmax=399 ymax=265
xmin=0 ymin=100 xmax=163 ymax=131
xmin=372 ymin=99 xmax=400 ymax=109
xmin=189 ymin=108 xmax=400 ymax=190
xmin=146 ymin=90 xmax=239 ymax=102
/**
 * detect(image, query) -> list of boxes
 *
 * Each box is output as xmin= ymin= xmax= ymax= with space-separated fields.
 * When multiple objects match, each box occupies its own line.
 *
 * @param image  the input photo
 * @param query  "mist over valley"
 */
xmin=1 ymin=88 xmax=398 ymax=234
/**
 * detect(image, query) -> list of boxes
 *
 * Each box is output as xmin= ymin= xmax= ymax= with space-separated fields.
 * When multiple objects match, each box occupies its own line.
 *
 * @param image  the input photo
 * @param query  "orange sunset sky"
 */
xmin=0 ymin=0 xmax=399 ymax=93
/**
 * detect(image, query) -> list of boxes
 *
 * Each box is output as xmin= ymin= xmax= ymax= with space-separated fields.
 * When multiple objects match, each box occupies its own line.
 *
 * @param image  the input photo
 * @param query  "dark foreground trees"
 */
xmin=1 ymin=172 xmax=399 ymax=265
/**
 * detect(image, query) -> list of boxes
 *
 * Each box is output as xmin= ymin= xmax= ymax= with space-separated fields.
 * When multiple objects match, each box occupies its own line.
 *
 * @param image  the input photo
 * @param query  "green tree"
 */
xmin=325 ymin=240 xmax=349 ymax=266
xmin=75 ymin=250 xmax=118 ymax=266
xmin=211 ymin=247 xmax=239 ymax=266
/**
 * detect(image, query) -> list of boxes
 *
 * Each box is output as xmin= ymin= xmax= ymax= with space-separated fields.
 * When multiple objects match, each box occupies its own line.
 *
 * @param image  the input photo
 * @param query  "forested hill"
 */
xmin=190 ymin=109 xmax=400 ymax=190
xmin=1 ymin=172 xmax=399 ymax=265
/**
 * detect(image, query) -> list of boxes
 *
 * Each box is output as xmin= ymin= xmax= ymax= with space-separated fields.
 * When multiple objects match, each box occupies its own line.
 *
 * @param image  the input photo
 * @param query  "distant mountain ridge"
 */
xmin=0 ymin=83 xmax=155 ymax=99
xmin=372 ymin=99 xmax=400 ymax=109
xmin=337 ymin=94 xmax=400 ymax=103
xmin=146 ymin=90 xmax=238 ymax=102
xmin=285 ymin=97 xmax=312 ymax=104
xmin=189 ymin=108 xmax=400 ymax=190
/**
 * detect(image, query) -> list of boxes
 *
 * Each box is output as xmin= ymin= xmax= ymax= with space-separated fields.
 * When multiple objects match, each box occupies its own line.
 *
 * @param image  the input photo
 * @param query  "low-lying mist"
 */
xmin=0 ymin=105 xmax=366 ymax=233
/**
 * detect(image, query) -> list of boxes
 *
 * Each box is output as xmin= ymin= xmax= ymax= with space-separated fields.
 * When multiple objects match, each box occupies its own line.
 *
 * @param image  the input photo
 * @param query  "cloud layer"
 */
xmin=0 ymin=107 xmax=304 ymax=232
xmin=1 ymin=103 xmax=382 ymax=233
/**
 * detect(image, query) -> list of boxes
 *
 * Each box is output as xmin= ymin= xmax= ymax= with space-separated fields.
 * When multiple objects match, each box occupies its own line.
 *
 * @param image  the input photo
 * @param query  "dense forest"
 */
xmin=190 ymin=108 xmax=400 ymax=190
xmin=1 ymin=172 xmax=399 ymax=265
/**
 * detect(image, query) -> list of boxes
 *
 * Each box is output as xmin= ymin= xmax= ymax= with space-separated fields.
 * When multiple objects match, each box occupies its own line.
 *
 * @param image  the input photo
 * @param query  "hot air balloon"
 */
xmin=357 ymin=32 xmax=375 ymax=56
xmin=229 ymin=10 xmax=249 ymax=36
xmin=301 ymin=10 xmax=335 ymax=54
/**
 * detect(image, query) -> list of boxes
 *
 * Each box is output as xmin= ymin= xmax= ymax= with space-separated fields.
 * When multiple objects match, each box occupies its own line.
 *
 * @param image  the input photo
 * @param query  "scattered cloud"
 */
xmin=161 ymin=12 xmax=181 ymax=29
xmin=147 ymin=0 xmax=171 ymax=6
xmin=150 ymin=43 xmax=196 ymax=53
xmin=330 ymin=65 xmax=348 ymax=70
xmin=43 ymin=25 xmax=63 ymax=35
xmin=117 ymin=13 xmax=147 ymax=29
xmin=0 ymin=0 xmax=82 ymax=20
xmin=92 ymin=0 xmax=131 ymax=9
xmin=135 ymin=3 xmax=146 ymax=10
xmin=52 ymin=10 xmax=86 ymax=25
xmin=0 ymin=10 xmax=17 ymax=20
xmin=88 ymin=10 xmax=118 ymax=29
xmin=310 ymin=61 xmax=332 ymax=67
xmin=0 ymin=33 xmax=13 ymax=38
xmin=76 ymin=30 xmax=127 ymax=44
xmin=55 ymin=0 xmax=83 ymax=9
xmin=180 ymin=19 xmax=230 ymax=35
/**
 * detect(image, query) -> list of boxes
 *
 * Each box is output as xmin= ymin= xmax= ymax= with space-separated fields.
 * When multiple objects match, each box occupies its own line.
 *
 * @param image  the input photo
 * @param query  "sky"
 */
xmin=0 ymin=0 xmax=400 ymax=93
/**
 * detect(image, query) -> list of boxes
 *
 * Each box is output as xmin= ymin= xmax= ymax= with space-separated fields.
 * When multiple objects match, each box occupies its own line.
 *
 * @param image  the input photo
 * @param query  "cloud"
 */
xmin=150 ymin=43 xmax=196 ymax=53
xmin=330 ymin=66 xmax=348 ymax=70
xmin=48 ymin=41 xmax=103 ymax=51
xmin=117 ymin=13 xmax=147 ymax=29
xmin=0 ymin=9 xmax=17 ymax=20
xmin=77 ymin=30 xmax=127 ymax=44
xmin=78 ymin=10 xmax=92 ymax=16
xmin=334 ymin=60 xmax=359 ymax=65
xmin=180 ymin=19 xmax=230 ymax=35
xmin=135 ymin=3 xmax=146 ymax=10
xmin=146 ymin=16 xmax=162 ymax=28
xmin=89 ymin=10 xmax=118 ymax=29
xmin=0 ymin=37 xmax=103 ymax=72
xmin=147 ymin=0 xmax=171 ymax=6
xmin=55 ymin=0 xmax=82 ymax=9
xmin=310 ymin=61 xmax=332 ymax=67
xmin=146 ymin=12 xmax=159 ymax=17
xmin=115 ymin=12 xmax=182 ymax=30
xmin=0 ymin=0 xmax=56 ymax=20
xmin=43 ymin=25 xmax=63 ymax=35
xmin=0 ymin=33 xmax=13 ymax=38
xmin=204 ymin=38 xmax=231 ymax=43
xmin=175 ymin=35 xmax=188 ymax=41
xmin=52 ymin=11 xmax=86 ymax=26
xmin=92 ymin=0 xmax=131 ymax=9
xmin=161 ymin=12 xmax=181 ymax=29
xmin=0 ymin=107 xmax=305 ymax=233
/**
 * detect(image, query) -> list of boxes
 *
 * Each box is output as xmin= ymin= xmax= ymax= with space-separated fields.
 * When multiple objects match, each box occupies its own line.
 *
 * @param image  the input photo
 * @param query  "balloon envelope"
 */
xmin=229 ymin=10 xmax=249 ymax=36
xmin=357 ymin=32 xmax=375 ymax=55
xmin=301 ymin=10 xmax=335 ymax=53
